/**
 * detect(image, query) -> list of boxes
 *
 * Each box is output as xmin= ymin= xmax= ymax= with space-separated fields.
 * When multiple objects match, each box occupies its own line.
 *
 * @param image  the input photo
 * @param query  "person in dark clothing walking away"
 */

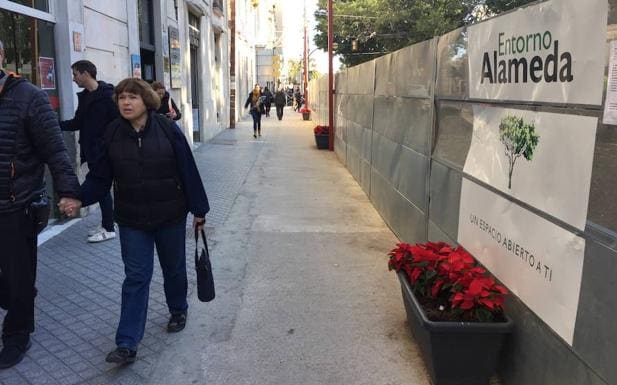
xmin=274 ymin=87 xmax=287 ymax=120
xmin=0 ymin=40 xmax=82 ymax=369
xmin=60 ymin=78 xmax=209 ymax=365
xmin=60 ymin=60 xmax=118 ymax=243
xmin=262 ymin=86 xmax=273 ymax=117
xmin=244 ymin=84 xmax=264 ymax=138
xmin=151 ymin=81 xmax=182 ymax=121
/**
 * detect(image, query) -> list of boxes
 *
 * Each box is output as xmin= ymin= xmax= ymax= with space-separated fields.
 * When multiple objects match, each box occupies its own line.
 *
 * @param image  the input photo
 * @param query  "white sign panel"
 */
xmin=463 ymin=106 xmax=597 ymax=231
xmin=603 ymin=40 xmax=617 ymax=125
xmin=468 ymin=0 xmax=607 ymax=105
xmin=458 ymin=179 xmax=585 ymax=345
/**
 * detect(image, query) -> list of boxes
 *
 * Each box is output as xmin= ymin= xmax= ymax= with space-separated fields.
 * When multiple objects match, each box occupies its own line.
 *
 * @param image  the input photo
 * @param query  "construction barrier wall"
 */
xmin=309 ymin=1 xmax=617 ymax=384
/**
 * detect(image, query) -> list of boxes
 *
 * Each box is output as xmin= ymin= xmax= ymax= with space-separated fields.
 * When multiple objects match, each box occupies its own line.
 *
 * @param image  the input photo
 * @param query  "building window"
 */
xmin=0 ymin=9 xmax=58 ymax=110
xmin=7 ymin=0 xmax=48 ymax=12
xmin=137 ymin=0 xmax=154 ymax=49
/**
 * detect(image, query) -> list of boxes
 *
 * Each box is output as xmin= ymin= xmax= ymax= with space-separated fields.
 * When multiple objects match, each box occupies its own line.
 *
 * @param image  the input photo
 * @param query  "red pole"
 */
xmin=327 ymin=0 xmax=334 ymax=151
xmin=303 ymin=24 xmax=309 ymax=110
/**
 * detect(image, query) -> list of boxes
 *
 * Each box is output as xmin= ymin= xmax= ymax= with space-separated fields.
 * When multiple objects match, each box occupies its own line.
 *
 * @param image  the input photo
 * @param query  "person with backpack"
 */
xmin=0 ymin=39 xmax=81 ymax=369
xmin=60 ymin=60 xmax=119 ymax=243
xmin=244 ymin=84 xmax=264 ymax=138
xmin=60 ymin=78 xmax=209 ymax=365
xmin=262 ymin=86 xmax=273 ymax=117
xmin=274 ymin=87 xmax=287 ymax=120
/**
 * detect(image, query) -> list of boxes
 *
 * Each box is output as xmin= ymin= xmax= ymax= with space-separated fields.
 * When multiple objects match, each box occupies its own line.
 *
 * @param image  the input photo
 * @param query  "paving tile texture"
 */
xmin=0 ymin=124 xmax=263 ymax=385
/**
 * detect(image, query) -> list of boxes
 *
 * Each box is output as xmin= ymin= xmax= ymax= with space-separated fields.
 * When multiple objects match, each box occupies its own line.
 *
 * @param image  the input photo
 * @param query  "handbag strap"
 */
xmin=194 ymin=227 xmax=210 ymax=260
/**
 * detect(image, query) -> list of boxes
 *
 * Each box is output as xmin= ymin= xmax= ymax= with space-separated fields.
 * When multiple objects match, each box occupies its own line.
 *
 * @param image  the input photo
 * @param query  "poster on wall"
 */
xmin=467 ymin=0 xmax=607 ymax=105
xmin=131 ymin=54 xmax=142 ymax=78
xmin=457 ymin=179 xmax=585 ymax=345
xmin=168 ymin=26 xmax=182 ymax=89
xmin=38 ymin=57 xmax=56 ymax=90
xmin=463 ymin=106 xmax=597 ymax=231
xmin=162 ymin=29 xmax=171 ymax=90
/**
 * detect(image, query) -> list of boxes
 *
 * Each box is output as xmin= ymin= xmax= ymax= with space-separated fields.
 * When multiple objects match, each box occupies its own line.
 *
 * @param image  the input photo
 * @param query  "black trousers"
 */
xmin=0 ymin=208 xmax=37 ymax=337
xmin=250 ymin=110 xmax=262 ymax=132
xmin=276 ymin=105 xmax=284 ymax=120
xmin=265 ymin=103 xmax=272 ymax=117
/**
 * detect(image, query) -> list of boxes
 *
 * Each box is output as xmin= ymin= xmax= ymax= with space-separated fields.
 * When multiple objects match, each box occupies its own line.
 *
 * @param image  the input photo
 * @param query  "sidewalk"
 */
xmin=0 ymin=109 xmax=430 ymax=385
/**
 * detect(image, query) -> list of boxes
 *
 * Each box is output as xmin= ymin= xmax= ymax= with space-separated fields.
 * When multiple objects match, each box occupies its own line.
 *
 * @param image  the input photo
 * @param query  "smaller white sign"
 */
xmin=603 ymin=41 xmax=617 ymax=125
xmin=458 ymin=179 xmax=585 ymax=345
xmin=464 ymin=106 xmax=597 ymax=231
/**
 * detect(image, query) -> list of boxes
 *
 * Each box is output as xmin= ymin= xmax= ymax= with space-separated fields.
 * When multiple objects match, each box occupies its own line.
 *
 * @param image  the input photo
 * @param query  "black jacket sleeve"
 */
xmin=170 ymin=124 xmax=209 ymax=217
xmin=79 ymin=142 xmax=113 ymax=207
xmin=27 ymin=90 xmax=80 ymax=198
xmin=59 ymin=102 xmax=82 ymax=132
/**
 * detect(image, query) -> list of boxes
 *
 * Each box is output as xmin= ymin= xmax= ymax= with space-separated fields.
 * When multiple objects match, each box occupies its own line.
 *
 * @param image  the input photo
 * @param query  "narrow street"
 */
xmin=0 ymin=110 xmax=429 ymax=385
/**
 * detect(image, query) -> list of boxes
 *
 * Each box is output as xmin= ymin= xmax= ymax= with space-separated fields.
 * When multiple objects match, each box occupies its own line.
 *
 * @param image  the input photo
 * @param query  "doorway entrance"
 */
xmin=189 ymin=13 xmax=201 ymax=142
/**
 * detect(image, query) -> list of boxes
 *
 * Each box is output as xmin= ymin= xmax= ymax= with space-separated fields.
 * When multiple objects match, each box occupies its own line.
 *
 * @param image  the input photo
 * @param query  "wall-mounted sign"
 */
xmin=162 ymin=29 xmax=171 ymax=90
xmin=468 ymin=0 xmax=607 ymax=105
xmin=458 ymin=179 xmax=585 ymax=345
xmin=72 ymin=31 xmax=82 ymax=52
xmin=38 ymin=57 xmax=56 ymax=90
xmin=463 ymin=106 xmax=597 ymax=231
xmin=168 ymin=26 xmax=182 ymax=88
xmin=131 ymin=54 xmax=142 ymax=78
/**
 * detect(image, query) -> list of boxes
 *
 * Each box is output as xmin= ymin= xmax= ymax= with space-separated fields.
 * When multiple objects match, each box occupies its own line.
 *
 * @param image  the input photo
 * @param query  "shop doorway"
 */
xmin=188 ymin=13 xmax=201 ymax=142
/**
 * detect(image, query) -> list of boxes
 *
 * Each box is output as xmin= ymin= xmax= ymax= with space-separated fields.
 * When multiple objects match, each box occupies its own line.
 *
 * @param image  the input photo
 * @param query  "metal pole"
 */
xmin=303 ymin=24 xmax=309 ymax=110
xmin=327 ymin=0 xmax=334 ymax=151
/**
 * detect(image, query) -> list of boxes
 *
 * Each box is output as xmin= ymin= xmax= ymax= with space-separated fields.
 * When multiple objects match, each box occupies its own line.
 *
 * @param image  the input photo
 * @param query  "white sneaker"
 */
xmin=87 ymin=229 xmax=116 ymax=243
xmin=87 ymin=226 xmax=103 ymax=237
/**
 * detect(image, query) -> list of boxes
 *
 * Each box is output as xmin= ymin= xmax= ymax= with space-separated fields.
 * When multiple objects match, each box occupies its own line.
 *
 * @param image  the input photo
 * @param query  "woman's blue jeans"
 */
xmin=116 ymin=218 xmax=188 ymax=351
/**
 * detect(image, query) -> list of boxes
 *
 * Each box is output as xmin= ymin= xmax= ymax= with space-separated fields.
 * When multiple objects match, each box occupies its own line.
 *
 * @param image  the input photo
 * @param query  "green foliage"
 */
xmin=499 ymin=115 xmax=540 ymax=188
xmin=314 ymin=0 xmax=540 ymax=67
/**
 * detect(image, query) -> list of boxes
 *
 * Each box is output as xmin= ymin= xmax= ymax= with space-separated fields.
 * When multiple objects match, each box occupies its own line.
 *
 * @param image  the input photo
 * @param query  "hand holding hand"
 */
xmin=166 ymin=110 xmax=177 ymax=119
xmin=58 ymin=198 xmax=82 ymax=218
xmin=193 ymin=216 xmax=206 ymax=233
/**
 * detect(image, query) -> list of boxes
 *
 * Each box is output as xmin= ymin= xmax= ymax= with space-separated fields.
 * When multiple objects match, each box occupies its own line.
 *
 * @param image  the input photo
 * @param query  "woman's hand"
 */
xmin=193 ymin=216 xmax=206 ymax=232
xmin=166 ymin=110 xmax=177 ymax=119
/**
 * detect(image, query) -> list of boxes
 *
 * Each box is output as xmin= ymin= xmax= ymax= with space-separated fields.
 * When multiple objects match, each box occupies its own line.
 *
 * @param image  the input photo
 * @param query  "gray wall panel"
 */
xmin=374 ymin=39 xmax=436 ymax=98
xmin=428 ymin=220 xmax=456 ymax=245
xmin=370 ymin=169 xmax=426 ymax=243
xmin=500 ymin=296 xmax=609 ymax=385
xmin=428 ymin=161 xmax=461 ymax=241
xmin=432 ymin=101 xmax=473 ymax=170
xmin=435 ymin=27 xmax=468 ymax=100
xmin=347 ymin=95 xmax=375 ymax=128
xmin=573 ymin=240 xmax=617 ymax=385
xmin=373 ymin=96 xmax=432 ymax=155
xmin=371 ymin=133 xmax=427 ymax=211
xmin=346 ymin=61 xmax=375 ymax=95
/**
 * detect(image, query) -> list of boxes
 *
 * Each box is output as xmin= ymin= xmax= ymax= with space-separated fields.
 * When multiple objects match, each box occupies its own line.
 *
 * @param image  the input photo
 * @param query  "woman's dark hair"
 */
xmin=151 ymin=81 xmax=165 ymax=91
xmin=114 ymin=78 xmax=161 ymax=110
xmin=71 ymin=60 xmax=97 ymax=79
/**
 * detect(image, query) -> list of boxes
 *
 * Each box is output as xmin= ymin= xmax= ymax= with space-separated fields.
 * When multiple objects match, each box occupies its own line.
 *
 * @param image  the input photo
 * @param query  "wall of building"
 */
xmin=231 ymin=0 xmax=258 ymax=122
xmin=309 ymin=1 xmax=617 ymax=385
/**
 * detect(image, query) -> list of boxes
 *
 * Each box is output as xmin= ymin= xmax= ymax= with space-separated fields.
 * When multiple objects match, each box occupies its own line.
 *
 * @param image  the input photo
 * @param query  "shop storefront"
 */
xmin=0 ymin=1 xmax=59 ymax=109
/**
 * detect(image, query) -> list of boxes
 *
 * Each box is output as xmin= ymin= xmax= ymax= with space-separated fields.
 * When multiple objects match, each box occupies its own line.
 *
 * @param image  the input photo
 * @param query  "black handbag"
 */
xmin=195 ymin=228 xmax=215 ymax=302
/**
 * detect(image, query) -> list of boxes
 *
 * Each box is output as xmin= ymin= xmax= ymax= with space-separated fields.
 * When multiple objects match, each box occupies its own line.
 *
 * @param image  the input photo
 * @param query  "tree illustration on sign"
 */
xmin=499 ymin=115 xmax=540 ymax=189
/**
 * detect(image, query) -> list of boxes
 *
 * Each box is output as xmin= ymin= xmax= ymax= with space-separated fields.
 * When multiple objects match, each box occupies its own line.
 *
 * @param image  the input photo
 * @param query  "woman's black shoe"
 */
xmin=167 ymin=312 xmax=187 ymax=333
xmin=105 ymin=347 xmax=136 ymax=364
xmin=0 ymin=337 xmax=31 ymax=369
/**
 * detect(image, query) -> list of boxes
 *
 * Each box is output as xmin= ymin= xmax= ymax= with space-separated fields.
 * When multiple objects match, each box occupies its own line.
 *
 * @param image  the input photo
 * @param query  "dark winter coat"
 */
xmin=80 ymin=112 xmax=209 ymax=230
xmin=244 ymin=92 xmax=264 ymax=114
xmin=274 ymin=91 xmax=286 ymax=106
xmin=262 ymin=90 xmax=273 ymax=105
xmin=60 ymin=81 xmax=119 ymax=164
xmin=156 ymin=91 xmax=182 ymax=121
xmin=0 ymin=72 xmax=80 ymax=213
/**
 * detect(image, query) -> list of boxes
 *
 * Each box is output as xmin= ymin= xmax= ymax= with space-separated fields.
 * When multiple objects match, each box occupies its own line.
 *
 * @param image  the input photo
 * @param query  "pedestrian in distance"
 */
xmin=60 ymin=60 xmax=119 ymax=243
xmin=60 ymin=78 xmax=209 ymax=365
xmin=274 ymin=87 xmax=287 ymax=121
xmin=244 ymin=84 xmax=264 ymax=138
xmin=151 ymin=81 xmax=182 ymax=121
xmin=262 ymin=86 xmax=273 ymax=117
xmin=0 ymin=39 xmax=82 ymax=369
xmin=294 ymin=89 xmax=303 ymax=111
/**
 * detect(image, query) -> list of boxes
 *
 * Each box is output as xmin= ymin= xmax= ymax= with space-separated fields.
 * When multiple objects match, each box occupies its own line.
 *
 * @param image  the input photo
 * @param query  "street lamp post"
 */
xmin=327 ymin=0 xmax=334 ymax=151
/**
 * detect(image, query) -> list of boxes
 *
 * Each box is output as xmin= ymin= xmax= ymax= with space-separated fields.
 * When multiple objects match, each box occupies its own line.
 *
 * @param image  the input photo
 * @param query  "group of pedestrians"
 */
xmin=0 ymin=38 xmax=209 ymax=370
xmin=243 ymin=84 xmax=289 ymax=138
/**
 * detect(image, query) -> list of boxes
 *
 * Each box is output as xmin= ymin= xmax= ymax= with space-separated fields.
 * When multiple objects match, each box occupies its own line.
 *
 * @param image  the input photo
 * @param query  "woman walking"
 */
xmin=151 ymin=81 xmax=182 ymax=121
xmin=244 ymin=84 xmax=264 ymax=138
xmin=64 ymin=78 xmax=209 ymax=364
